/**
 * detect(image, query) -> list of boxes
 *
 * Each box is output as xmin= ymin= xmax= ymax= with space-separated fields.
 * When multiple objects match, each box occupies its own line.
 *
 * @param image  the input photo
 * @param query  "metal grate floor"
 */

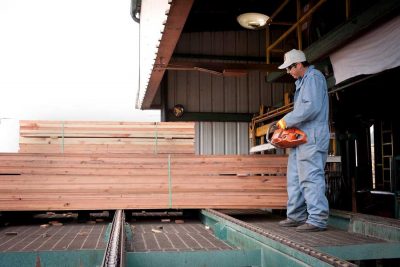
xmin=219 ymin=209 xmax=387 ymax=247
xmin=0 ymin=223 xmax=107 ymax=252
xmin=128 ymin=220 xmax=234 ymax=252
xmin=2 ymin=210 xmax=386 ymax=254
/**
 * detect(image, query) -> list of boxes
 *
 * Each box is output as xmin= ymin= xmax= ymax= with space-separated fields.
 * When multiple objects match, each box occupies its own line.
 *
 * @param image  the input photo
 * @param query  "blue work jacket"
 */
xmin=283 ymin=65 xmax=329 ymax=147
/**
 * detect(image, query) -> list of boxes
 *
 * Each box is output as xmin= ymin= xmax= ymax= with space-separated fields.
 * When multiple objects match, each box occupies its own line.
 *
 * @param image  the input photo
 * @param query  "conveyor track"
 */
xmin=101 ymin=210 xmax=125 ymax=267
xmin=205 ymin=209 xmax=356 ymax=267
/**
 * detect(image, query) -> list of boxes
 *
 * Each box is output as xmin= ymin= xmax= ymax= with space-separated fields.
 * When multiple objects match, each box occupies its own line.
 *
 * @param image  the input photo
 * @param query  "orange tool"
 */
xmin=266 ymin=122 xmax=307 ymax=149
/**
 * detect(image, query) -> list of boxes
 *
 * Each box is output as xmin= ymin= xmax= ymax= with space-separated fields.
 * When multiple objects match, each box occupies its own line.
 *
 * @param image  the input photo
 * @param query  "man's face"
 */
xmin=286 ymin=63 xmax=300 ymax=79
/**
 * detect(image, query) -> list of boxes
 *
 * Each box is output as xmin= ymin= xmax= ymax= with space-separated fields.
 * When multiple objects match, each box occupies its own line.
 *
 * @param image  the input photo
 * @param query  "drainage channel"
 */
xmin=202 ymin=209 xmax=356 ymax=267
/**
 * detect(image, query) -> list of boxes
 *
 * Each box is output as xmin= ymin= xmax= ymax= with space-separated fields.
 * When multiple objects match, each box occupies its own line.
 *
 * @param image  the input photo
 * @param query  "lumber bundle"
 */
xmin=19 ymin=120 xmax=195 ymax=154
xmin=0 ymin=153 xmax=288 ymax=211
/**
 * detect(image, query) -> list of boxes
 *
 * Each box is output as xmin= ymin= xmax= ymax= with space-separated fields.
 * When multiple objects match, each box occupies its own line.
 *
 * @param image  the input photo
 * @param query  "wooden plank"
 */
xmin=19 ymin=144 xmax=195 ymax=154
xmin=19 ymin=137 xmax=194 ymax=145
xmin=19 ymin=121 xmax=195 ymax=154
xmin=0 ymin=153 xmax=288 ymax=211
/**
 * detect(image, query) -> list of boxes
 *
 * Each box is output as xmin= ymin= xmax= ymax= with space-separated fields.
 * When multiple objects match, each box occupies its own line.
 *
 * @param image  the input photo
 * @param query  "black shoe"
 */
xmin=296 ymin=223 xmax=326 ymax=232
xmin=279 ymin=218 xmax=305 ymax=227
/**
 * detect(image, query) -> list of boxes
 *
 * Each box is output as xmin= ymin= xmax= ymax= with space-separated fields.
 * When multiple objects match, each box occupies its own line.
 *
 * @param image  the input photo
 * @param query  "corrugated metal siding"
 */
xmin=167 ymin=31 xmax=293 ymax=155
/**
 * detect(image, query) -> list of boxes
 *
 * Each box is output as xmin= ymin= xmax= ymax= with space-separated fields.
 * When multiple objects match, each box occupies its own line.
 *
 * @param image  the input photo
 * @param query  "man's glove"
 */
xmin=277 ymin=119 xmax=287 ymax=129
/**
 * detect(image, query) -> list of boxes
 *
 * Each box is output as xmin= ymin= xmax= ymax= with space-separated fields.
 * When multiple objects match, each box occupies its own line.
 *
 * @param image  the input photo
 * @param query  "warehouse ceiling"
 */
xmin=183 ymin=0 xmax=377 ymax=34
xmin=139 ymin=0 xmax=396 ymax=109
xmin=183 ymin=0 xmax=296 ymax=32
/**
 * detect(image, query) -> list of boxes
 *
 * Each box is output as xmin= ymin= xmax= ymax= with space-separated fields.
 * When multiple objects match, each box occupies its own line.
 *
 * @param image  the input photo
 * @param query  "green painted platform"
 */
xmin=0 ymin=209 xmax=399 ymax=266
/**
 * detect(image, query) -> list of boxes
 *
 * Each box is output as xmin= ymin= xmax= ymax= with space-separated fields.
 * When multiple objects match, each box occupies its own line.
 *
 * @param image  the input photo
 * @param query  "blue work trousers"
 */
xmin=286 ymin=130 xmax=329 ymax=228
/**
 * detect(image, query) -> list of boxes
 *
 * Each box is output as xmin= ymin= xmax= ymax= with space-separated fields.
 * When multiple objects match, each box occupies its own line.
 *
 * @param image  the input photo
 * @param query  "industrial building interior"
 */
xmin=0 ymin=0 xmax=399 ymax=266
xmin=157 ymin=0 xmax=400 ymax=217
xmin=138 ymin=0 xmax=400 ymax=265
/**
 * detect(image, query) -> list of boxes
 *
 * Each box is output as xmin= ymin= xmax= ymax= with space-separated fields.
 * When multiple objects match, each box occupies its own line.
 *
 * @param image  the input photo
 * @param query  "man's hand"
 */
xmin=277 ymin=119 xmax=287 ymax=129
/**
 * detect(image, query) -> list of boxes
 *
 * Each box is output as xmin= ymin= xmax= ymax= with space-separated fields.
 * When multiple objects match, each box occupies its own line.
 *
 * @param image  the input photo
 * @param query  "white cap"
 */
xmin=278 ymin=49 xmax=307 ymax=69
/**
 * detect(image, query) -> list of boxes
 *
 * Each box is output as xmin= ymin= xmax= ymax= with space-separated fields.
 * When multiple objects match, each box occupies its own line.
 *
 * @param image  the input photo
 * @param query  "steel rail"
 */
xmin=101 ymin=210 xmax=125 ymax=267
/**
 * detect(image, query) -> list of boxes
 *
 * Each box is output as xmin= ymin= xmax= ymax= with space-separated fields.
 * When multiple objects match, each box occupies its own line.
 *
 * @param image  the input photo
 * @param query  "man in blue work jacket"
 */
xmin=276 ymin=49 xmax=329 ymax=232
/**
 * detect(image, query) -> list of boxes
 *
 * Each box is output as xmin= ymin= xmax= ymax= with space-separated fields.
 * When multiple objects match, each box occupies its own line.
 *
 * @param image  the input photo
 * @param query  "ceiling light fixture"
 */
xmin=237 ymin=12 xmax=270 ymax=30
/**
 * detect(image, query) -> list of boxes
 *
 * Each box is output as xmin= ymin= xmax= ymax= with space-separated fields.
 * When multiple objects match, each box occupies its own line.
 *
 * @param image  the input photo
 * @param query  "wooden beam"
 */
xmin=167 ymin=112 xmax=253 ymax=122
xmin=161 ymin=60 xmax=282 ymax=76
xmin=306 ymin=0 xmax=400 ymax=62
xmin=267 ymin=0 xmax=400 ymax=82
xmin=267 ymin=0 xmax=326 ymax=54
xmin=268 ymin=0 xmax=291 ymax=24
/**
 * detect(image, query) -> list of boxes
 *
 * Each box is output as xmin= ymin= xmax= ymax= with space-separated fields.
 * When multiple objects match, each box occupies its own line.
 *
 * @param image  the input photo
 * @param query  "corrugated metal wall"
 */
xmin=166 ymin=31 xmax=293 ymax=155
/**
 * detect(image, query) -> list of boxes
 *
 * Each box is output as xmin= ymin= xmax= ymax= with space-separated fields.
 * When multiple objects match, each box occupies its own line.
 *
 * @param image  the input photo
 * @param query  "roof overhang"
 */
xmin=137 ymin=0 xmax=400 ymax=109
xmin=137 ymin=0 xmax=194 ymax=109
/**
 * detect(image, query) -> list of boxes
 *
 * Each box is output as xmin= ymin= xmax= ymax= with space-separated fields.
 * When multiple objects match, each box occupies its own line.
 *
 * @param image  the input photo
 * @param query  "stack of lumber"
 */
xmin=19 ymin=120 xmax=195 ymax=154
xmin=0 ymin=153 xmax=288 ymax=211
